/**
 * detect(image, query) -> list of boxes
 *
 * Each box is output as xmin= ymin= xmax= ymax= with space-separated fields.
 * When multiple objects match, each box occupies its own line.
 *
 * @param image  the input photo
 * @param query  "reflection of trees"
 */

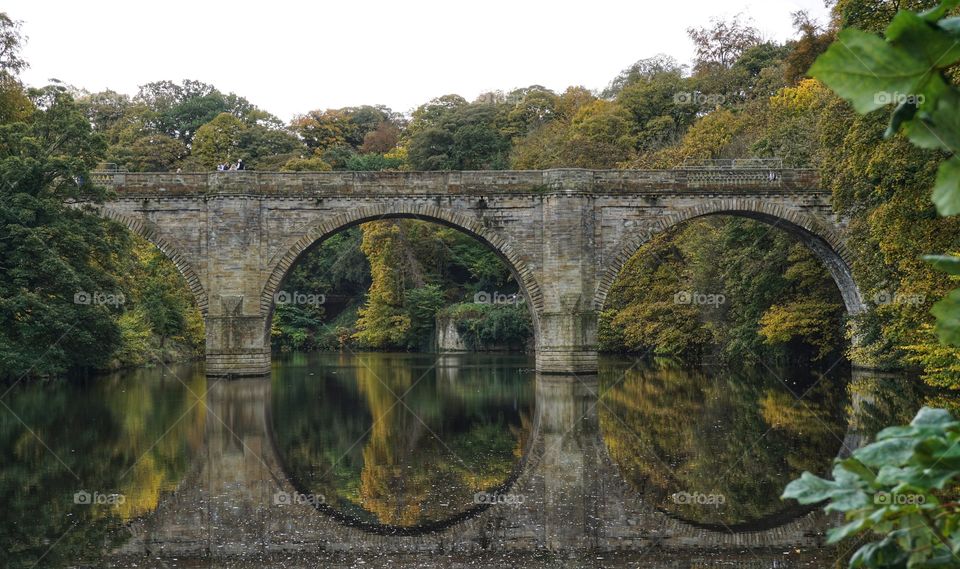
xmin=104 ymin=370 xmax=206 ymax=520
xmin=271 ymin=353 xmax=532 ymax=528
xmin=598 ymin=363 xmax=848 ymax=526
xmin=0 ymin=367 xmax=205 ymax=568
xmin=847 ymin=372 xmax=927 ymax=437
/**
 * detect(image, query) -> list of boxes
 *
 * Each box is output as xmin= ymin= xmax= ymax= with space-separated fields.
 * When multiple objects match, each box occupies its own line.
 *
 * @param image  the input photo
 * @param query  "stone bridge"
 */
xmin=87 ymin=168 xmax=862 ymax=377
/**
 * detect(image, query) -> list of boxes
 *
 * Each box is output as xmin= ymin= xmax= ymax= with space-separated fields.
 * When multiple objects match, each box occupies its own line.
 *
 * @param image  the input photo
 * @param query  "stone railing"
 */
xmin=90 ymin=168 xmax=822 ymax=197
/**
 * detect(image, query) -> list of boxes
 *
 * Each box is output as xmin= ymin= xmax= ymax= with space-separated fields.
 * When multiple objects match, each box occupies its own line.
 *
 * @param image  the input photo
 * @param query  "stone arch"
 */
xmin=260 ymin=202 xmax=545 ymax=336
xmin=97 ymin=207 xmax=209 ymax=315
xmin=594 ymin=199 xmax=863 ymax=315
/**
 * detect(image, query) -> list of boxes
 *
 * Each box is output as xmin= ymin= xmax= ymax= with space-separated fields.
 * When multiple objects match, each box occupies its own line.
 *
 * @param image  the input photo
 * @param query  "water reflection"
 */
xmin=0 ymin=365 xmax=205 ymax=569
xmin=0 ymin=353 xmax=938 ymax=568
xmin=599 ymin=358 xmax=850 ymax=529
xmin=269 ymin=352 xmax=535 ymax=531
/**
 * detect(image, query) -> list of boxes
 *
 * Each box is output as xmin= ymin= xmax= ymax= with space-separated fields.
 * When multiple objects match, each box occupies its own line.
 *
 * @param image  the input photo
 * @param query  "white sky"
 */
xmin=7 ymin=0 xmax=830 ymax=122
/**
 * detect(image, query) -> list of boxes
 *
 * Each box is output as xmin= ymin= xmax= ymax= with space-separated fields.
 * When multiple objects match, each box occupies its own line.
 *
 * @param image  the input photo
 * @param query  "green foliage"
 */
xmin=442 ymin=302 xmax=532 ymax=351
xmin=270 ymin=227 xmax=369 ymax=352
xmin=0 ymin=86 xmax=126 ymax=379
xmin=404 ymin=285 xmax=446 ymax=350
xmin=783 ymin=407 xmax=960 ymax=568
xmin=407 ymin=102 xmax=510 ymax=170
xmin=784 ymin=2 xmax=960 ymax=566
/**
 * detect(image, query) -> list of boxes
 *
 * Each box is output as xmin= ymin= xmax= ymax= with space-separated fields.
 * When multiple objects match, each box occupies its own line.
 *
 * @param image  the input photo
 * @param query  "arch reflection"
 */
xmin=268 ymin=352 xmax=535 ymax=533
xmin=598 ymin=358 xmax=850 ymax=529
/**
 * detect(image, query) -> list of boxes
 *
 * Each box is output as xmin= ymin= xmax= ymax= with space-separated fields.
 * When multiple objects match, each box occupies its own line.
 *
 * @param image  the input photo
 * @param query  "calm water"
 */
xmin=0 ymin=352 xmax=933 ymax=568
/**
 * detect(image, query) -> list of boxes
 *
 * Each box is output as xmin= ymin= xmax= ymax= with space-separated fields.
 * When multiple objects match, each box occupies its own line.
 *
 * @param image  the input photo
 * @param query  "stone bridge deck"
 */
xmin=92 ymin=168 xmax=821 ymax=196
xmin=86 ymin=169 xmax=859 ymax=377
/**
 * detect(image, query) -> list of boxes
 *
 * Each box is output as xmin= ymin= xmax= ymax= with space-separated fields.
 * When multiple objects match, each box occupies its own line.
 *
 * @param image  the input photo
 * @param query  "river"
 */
xmin=0 ymin=352 xmax=934 ymax=568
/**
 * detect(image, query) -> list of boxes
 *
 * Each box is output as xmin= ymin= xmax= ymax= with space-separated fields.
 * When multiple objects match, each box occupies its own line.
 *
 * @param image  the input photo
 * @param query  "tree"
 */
xmin=111 ymin=134 xmax=186 ymax=171
xmin=0 ymin=86 xmax=126 ymax=379
xmin=0 ymin=13 xmax=29 ymax=125
xmin=191 ymin=112 xmax=246 ymax=168
xmin=353 ymin=221 xmax=412 ymax=348
xmin=564 ymin=100 xmax=636 ymax=167
xmin=0 ymin=13 xmax=26 ymax=76
xmin=688 ymin=16 xmax=762 ymax=72
xmin=134 ymin=79 xmax=275 ymax=144
xmin=784 ymin=11 xmax=835 ymax=85
xmin=407 ymin=103 xmax=510 ymax=170
xmin=603 ymin=55 xmax=686 ymax=97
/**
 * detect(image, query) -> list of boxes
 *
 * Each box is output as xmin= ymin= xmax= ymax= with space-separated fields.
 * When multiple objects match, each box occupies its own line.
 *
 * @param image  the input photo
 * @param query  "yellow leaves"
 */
xmin=768 ymin=78 xmax=830 ymax=116
xmin=903 ymin=324 xmax=960 ymax=389
xmin=758 ymin=299 xmax=841 ymax=359
xmin=353 ymin=221 xmax=412 ymax=348
xmin=280 ymin=155 xmax=332 ymax=171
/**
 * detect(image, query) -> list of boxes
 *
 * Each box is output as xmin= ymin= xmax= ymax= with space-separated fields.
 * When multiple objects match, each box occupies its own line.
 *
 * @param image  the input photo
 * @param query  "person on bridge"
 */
xmin=236 ymin=159 xmax=245 ymax=171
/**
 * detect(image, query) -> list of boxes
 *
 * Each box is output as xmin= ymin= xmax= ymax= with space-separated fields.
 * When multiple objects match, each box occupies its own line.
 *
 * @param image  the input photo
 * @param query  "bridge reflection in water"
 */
xmin=100 ymin=353 xmax=899 ymax=568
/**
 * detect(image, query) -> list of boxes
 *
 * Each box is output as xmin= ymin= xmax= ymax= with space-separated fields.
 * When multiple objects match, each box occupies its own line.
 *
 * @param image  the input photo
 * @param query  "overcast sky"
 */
xmin=7 ymin=0 xmax=830 ymax=122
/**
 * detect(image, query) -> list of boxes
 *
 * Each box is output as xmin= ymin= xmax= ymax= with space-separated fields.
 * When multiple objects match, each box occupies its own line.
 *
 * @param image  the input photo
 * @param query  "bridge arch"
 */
xmin=594 ymin=200 xmax=864 ymax=316
xmin=260 ymin=203 xmax=545 ymax=339
xmin=97 ymin=208 xmax=209 ymax=315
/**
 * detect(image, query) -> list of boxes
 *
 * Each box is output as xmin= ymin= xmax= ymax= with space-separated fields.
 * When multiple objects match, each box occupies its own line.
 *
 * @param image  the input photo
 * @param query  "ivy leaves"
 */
xmin=783 ymin=408 xmax=960 ymax=568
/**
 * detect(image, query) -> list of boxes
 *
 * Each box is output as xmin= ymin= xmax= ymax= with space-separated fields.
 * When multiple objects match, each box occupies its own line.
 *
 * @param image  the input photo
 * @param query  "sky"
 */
xmin=7 ymin=0 xmax=830 ymax=122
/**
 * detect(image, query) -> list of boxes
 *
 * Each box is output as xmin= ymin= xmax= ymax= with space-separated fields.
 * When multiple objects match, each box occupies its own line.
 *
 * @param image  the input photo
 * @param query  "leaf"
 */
xmin=886 ymin=99 xmax=918 ymax=137
xmin=850 ymin=538 xmax=910 ymax=568
xmin=921 ymin=0 xmax=960 ymax=23
xmin=886 ymin=11 xmax=960 ymax=69
xmin=912 ymin=407 xmax=959 ymax=427
xmin=931 ymin=288 xmax=960 ymax=346
xmin=855 ymin=437 xmax=917 ymax=468
xmin=828 ymin=517 xmax=871 ymax=543
xmin=933 ymin=156 xmax=960 ymax=216
xmin=924 ymin=255 xmax=960 ymax=275
xmin=782 ymin=472 xmax=836 ymax=503
xmin=809 ymin=28 xmax=934 ymax=114
xmin=875 ymin=464 xmax=916 ymax=485
xmin=782 ymin=470 xmax=868 ymax=511
xmin=939 ymin=17 xmax=960 ymax=35
xmin=839 ymin=457 xmax=878 ymax=484
xmin=902 ymin=78 xmax=960 ymax=151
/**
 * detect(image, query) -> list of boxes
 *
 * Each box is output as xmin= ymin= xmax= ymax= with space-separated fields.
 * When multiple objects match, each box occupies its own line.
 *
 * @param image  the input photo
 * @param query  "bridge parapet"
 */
xmin=90 ymin=168 xmax=822 ymax=197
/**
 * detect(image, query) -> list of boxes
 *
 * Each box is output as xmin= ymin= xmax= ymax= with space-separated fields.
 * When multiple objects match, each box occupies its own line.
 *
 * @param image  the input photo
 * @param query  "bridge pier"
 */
xmin=204 ymin=297 xmax=271 ymax=377
xmin=535 ymin=311 xmax=598 ymax=374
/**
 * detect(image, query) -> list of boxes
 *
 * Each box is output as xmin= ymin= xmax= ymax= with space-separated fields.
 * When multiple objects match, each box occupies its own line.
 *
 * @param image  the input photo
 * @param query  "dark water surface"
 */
xmin=0 ymin=352 xmax=933 ymax=568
